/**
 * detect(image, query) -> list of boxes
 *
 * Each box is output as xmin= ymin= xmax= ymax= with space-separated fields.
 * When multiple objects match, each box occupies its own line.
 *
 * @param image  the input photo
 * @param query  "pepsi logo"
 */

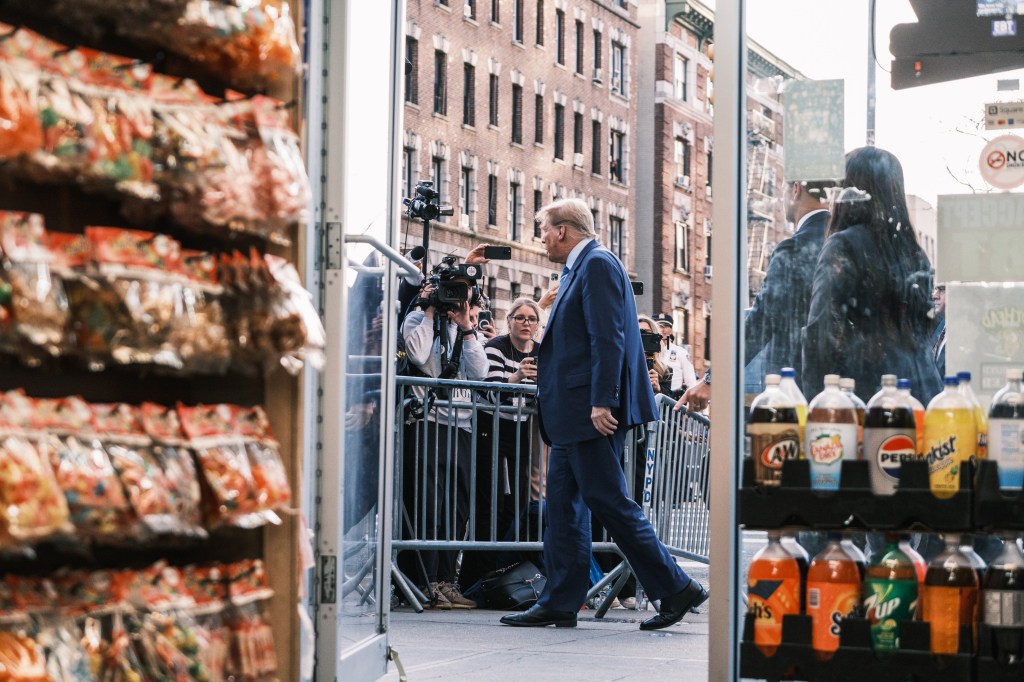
xmin=876 ymin=433 xmax=917 ymax=481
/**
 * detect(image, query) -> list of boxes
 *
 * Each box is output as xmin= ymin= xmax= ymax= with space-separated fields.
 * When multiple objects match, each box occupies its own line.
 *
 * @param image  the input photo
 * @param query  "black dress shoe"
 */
xmin=500 ymin=604 xmax=577 ymax=628
xmin=639 ymin=580 xmax=708 ymax=631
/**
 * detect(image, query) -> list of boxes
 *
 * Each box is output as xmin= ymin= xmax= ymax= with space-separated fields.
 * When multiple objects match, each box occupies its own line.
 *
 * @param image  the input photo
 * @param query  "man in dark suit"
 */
xmin=500 ymin=198 xmax=707 ymax=630
xmin=745 ymin=180 xmax=831 ymax=394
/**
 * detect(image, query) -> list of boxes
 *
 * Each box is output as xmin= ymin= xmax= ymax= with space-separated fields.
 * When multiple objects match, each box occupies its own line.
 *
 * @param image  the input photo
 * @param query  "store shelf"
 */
xmin=974 ymin=460 xmax=1024 ymax=531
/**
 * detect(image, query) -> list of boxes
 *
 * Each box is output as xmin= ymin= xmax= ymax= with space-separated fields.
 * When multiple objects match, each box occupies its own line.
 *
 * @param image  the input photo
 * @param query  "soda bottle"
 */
xmin=806 ymin=533 xmax=861 ymax=659
xmin=981 ymin=535 xmax=1024 ymax=666
xmin=839 ymin=377 xmax=866 ymax=453
xmin=864 ymin=533 xmax=918 ymax=654
xmin=898 ymin=534 xmax=928 ymax=585
xmin=922 ymin=533 xmax=979 ymax=656
xmin=864 ymin=374 xmax=918 ymax=495
xmin=780 ymin=367 xmax=808 ymax=445
xmin=805 ymin=374 xmax=859 ymax=490
xmin=781 ymin=532 xmax=810 ymax=612
xmin=748 ymin=531 xmax=802 ymax=656
xmin=747 ymin=374 xmax=800 ymax=486
xmin=898 ymin=378 xmax=926 ymax=455
xmin=957 ymin=370 xmax=988 ymax=460
xmin=924 ymin=376 xmax=977 ymax=499
xmin=988 ymin=369 xmax=1024 ymax=490
xmin=961 ymin=536 xmax=988 ymax=584
xmin=841 ymin=536 xmax=868 ymax=581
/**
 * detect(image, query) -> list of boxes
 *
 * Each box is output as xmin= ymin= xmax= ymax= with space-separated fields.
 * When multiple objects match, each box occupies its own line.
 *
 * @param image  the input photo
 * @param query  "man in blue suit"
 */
xmin=500 ymin=198 xmax=707 ymax=630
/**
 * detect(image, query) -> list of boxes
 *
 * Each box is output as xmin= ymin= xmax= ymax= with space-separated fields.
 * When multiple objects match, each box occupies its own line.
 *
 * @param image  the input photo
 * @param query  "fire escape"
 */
xmin=746 ymin=107 xmax=778 ymax=298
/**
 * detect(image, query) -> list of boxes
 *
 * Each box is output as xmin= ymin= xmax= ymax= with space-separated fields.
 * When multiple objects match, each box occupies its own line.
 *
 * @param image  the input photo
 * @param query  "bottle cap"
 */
xmin=944 ymin=375 xmax=959 ymax=386
xmin=839 ymin=377 xmax=855 ymax=391
xmin=780 ymin=367 xmax=796 ymax=378
xmin=823 ymin=374 xmax=840 ymax=386
xmin=764 ymin=373 xmax=781 ymax=386
xmin=956 ymin=370 xmax=971 ymax=381
xmin=897 ymin=378 xmax=912 ymax=390
xmin=881 ymin=374 xmax=897 ymax=386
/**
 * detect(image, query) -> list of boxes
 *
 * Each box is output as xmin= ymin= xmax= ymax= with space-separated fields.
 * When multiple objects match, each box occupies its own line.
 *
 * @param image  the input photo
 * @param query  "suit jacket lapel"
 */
xmin=546 ymin=241 xmax=598 ymax=333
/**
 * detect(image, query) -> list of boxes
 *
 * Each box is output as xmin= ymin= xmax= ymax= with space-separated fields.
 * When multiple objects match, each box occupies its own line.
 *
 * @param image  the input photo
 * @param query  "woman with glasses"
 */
xmin=460 ymin=297 xmax=544 ymax=596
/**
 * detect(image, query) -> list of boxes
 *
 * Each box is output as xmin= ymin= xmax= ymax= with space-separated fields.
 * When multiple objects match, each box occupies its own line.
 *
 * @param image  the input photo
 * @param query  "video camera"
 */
xmin=422 ymin=255 xmax=483 ymax=310
xmin=403 ymin=180 xmax=454 ymax=222
xmin=640 ymin=331 xmax=663 ymax=371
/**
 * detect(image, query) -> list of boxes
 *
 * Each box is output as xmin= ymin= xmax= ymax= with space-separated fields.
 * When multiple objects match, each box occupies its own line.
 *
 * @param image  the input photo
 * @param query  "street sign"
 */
xmin=782 ymin=79 xmax=845 ymax=182
xmin=985 ymin=101 xmax=1024 ymax=129
xmin=979 ymin=134 xmax=1024 ymax=189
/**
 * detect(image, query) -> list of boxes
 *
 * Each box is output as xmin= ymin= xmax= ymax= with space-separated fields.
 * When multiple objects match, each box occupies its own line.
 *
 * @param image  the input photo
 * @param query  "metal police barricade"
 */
xmin=591 ymin=394 xmax=711 ymax=617
xmin=393 ymin=375 xmax=631 ymax=611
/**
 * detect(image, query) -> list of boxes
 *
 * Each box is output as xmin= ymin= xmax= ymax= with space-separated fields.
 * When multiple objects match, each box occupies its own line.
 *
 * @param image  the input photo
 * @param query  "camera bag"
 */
xmin=480 ymin=561 xmax=547 ymax=610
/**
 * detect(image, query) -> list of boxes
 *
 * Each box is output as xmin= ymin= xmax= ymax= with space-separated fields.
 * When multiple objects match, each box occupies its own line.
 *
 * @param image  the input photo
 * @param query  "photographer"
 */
xmin=401 ymin=263 xmax=489 ymax=610
xmin=639 ymin=315 xmax=673 ymax=398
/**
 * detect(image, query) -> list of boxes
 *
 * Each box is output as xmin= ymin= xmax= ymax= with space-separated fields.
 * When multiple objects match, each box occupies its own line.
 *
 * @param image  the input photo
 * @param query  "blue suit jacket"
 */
xmin=537 ymin=240 xmax=657 ymax=445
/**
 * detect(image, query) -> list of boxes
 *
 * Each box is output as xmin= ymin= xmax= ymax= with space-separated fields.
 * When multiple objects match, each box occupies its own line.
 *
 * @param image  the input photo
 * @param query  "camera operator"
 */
xmin=401 ymin=264 xmax=489 ymax=610
xmin=639 ymin=315 xmax=673 ymax=397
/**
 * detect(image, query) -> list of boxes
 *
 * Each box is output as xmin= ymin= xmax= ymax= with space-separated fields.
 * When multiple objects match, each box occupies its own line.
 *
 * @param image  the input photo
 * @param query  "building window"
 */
xmin=555 ymin=10 xmax=565 ymax=65
xmin=610 ymin=42 xmax=624 ymax=95
xmin=674 ymin=54 xmax=688 ymax=101
xmin=431 ymin=156 xmax=446 ymax=220
xmin=609 ymin=215 xmax=623 ymax=258
xmin=402 ymin=147 xmax=415 ymax=200
xmin=704 ymin=315 xmax=711 ymax=361
xmin=705 ymin=235 xmax=712 ymax=269
xmin=533 ymin=189 xmax=543 ymax=238
xmin=593 ymin=30 xmax=602 ymax=79
xmin=707 ymin=150 xmax=713 ymax=187
xmin=573 ymin=112 xmax=583 ymax=155
xmin=533 ymin=286 xmax=542 ymax=301
xmin=465 ymin=0 xmax=476 ymax=20
xmin=487 ymin=173 xmax=498 ymax=225
xmin=510 ymin=281 xmax=521 ymax=300
xmin=491 ymin=0 xmax=500 ymax=23
xmin=534 ymin=94 xmax=544 ymax=144
xmin=614 ymin=0 xmax=626 ymax=7
xmin=405 ymin=38 xmax=418 ymax=104
xmin=591 ymin=120 xmax=601 ymax=174
xmin=609 ymin=130 xmax=624 ymax=182
xmin=675 ymin=138 xmax=691 ymax=180
xmin=461 ymin=167 xmax=472 ymax=217
xmin=463 ymin=63 xmax=475 ymax=126
xmin=510 ymin=181 xmax=521 ymax=240
xmin=574 ymin=21 xmax=584 ymax=74
xmin=535 ymin=0 xmax=544 ymax=44
xmin=439 ymin=0 xmax=449 ymax=5
xmin=554 ymin=103 xmax=565 ymax=160
xmin=433 ymin=50 xmax=447 ymax=115
xmin=682 ymin=309 xmax=690 ymax=344
xmin=511 ymin=84 xmax=523 ymax=144
xmin=513 ymin=0 xmax=523 ymax=42
xmin=489 ymin=74 xmax=499 ymax=126
xmin=487 ymin=278 xmax=497 ymax=302
xmin=675 ymin=221 xmax=689 ymax=271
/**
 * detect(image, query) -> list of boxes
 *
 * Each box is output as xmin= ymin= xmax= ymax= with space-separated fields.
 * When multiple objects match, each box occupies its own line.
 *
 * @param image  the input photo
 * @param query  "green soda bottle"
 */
xmin=863 ymin=533 xmax=919 ymax=654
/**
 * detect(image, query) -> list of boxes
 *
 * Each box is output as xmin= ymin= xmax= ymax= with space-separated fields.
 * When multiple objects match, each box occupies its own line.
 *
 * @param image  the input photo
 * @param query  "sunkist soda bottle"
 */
xmin=922 ymin=533 xmax=979 ymax=657
xmin=864 ymin=374 xmax=919 ymax=495
xmin=981 ymin=535 xmax=1024 ymax=666
xmin=748 ymin=531 xmax=802 ymax=656
xmin=924 ymin=376 xmax=977 ymax=499
xmin=839 ymin=378 xmax=866 ymax=454
xmin=806 ymin=533 xmax=861 ymax=659
xmin=805 ymin=374 xmax=859 ymax=490
xmin=897 ymin=378 xmax=926 ymax=455
xmin=779 ymin=367 xmax=808 ymax=445
xmin=864 ymin=533 xmax=918 ymax=654
xmin=988 ymin=369 xmax=1024 ymax=490
xmin=958 ymin=370 xmax=988 ymax=460
xmin=747 ymin=374 xmax=800 ymax=486
xmin=780 ymin=532 xmax=810 ymax=613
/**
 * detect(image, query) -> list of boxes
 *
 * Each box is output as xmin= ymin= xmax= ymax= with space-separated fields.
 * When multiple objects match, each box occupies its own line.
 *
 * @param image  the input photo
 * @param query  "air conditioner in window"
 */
xmin=593 ymin=67 xmax=603 ymax=83
xmin=705 ymin=184 xmax=713 ymax=199
xmin=573 ymin=153 xmax=584 ymax=167
xmin=464 ymin=3 xmax=473 ymax=18
xmin=676 ymin=175 xmax=690 ymax=189
xmin=459 ymin=213 xmax=470 ymax=228
xmin=703 ymin=265 xmax=713 ymax=279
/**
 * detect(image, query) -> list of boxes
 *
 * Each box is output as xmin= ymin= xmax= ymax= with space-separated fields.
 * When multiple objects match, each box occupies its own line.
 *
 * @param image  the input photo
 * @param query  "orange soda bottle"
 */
xmin=806 ymin=533 xmax=861 ymax=659
xmin=922 ymin=533 xmax=979 ymax=656
xmin=897 ymin=379 xmax=925 ymax=455
xmin=748 ymin=531 xmax=802 ymax=656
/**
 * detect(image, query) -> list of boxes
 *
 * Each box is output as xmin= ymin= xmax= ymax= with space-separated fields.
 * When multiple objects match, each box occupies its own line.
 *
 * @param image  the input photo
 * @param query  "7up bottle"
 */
xmin=864 ymin=533 xmax=919 ymax=654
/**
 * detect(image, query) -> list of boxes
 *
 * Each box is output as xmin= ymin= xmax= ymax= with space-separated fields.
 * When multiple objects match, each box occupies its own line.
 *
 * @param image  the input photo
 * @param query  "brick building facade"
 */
xmin=402 ymin=0 xmax=641 ymax=321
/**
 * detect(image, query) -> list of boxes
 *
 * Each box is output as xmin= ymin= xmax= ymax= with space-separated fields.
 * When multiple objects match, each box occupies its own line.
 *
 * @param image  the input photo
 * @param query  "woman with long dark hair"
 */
xmin=802 ymin=146 xmax=942 ymax=404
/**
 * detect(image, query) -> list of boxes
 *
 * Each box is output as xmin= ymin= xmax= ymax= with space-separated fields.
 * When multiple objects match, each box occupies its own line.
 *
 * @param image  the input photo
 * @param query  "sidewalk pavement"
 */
xmin=380 ymin=562 xmax=710 ymax=682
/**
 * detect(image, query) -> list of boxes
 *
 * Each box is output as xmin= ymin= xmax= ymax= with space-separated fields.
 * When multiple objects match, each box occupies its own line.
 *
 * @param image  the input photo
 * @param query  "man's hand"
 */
xmin=648 ymin=369 xmax=661 ymax=393
xmin=591 ymin=406 xmax=618 ymax=436
xmin=675 ymin=381 xmax=710 ymax=413
xmin=466 ymin=244 xmax=491 ymax=264
xmin=447 ymin=301 xmax=473 ymax=331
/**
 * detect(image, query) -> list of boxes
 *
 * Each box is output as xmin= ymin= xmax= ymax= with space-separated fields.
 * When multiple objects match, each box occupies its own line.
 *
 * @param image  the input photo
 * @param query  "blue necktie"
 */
xmin=560 ymin=266 xmax=570 ymax=281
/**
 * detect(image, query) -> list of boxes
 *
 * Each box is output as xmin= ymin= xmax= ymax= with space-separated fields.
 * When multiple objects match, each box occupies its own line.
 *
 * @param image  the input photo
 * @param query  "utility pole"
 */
xmin=867 ymin=0 xmax=877 ymax=146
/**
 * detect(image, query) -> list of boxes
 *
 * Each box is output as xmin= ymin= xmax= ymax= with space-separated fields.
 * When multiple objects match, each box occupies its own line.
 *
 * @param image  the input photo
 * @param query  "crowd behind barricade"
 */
xmin=377 ymin=242 xmax=708 ymax=612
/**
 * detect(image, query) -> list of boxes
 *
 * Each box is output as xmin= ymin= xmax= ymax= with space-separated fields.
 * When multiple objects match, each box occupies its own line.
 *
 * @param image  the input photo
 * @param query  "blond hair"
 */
xmin=536 ymin=198 xmax=595 ymax=238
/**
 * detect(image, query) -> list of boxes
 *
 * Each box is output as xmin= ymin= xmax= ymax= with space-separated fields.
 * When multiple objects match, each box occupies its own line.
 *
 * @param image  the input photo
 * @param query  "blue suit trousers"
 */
xmin=537 ymin=429 xmax=691 ymax=612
